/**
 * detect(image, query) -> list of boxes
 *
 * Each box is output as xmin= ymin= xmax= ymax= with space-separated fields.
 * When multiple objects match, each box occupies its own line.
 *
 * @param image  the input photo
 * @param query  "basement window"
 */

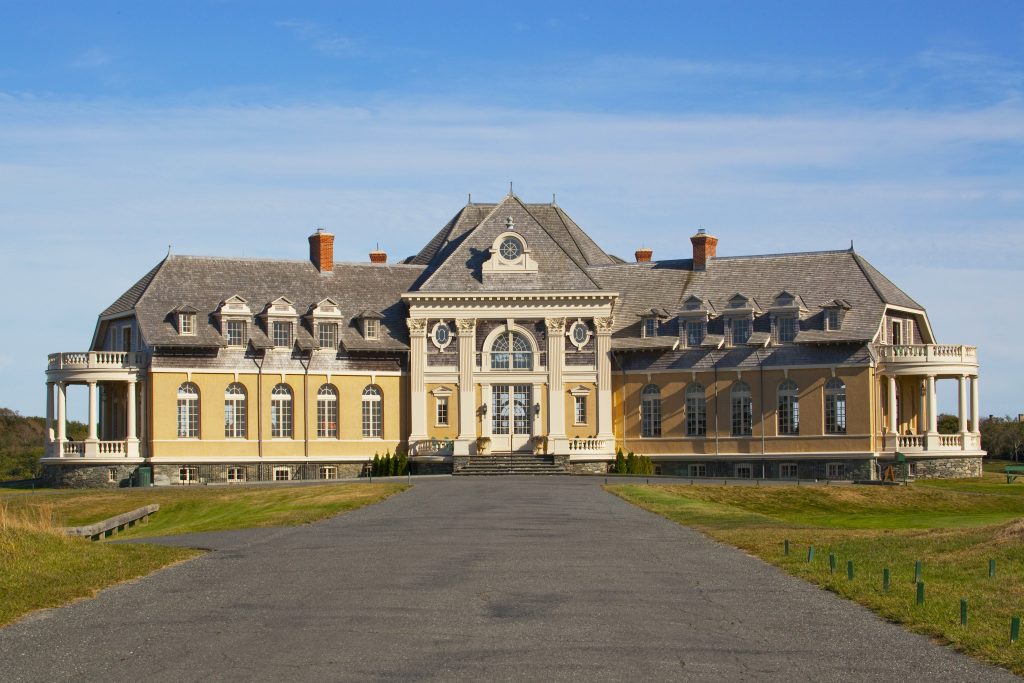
xmin=227 ymin=467 xmax=245 ymax=483
xmin=107 ymin=468 xmax=118 ymax=483
xmin=826 ymin=462 xmax=846 ymax=479
xmin=688 ymin=464 xmax=706 ymax=478
xmin=319 ymin=466 xmax=337 ymax=480
xmin=780 ymin=463 xmax=798 ymax=479
xmin=273 ymin=466 xmax=291 ymax=482
xmin=179 ymin=467 xmax=198 ymax=484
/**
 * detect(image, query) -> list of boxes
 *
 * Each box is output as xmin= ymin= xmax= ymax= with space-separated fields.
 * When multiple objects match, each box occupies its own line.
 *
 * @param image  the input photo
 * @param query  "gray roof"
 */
xmin=130 ymin=256 xmax=424 ymax=352
xmin=617 ymin=343 xmax=873 ymax=372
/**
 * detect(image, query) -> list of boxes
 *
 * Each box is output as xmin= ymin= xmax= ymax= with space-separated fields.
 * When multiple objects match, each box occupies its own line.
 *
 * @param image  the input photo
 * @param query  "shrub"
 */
xmin=372 ymin=453 xmax=380 ymax=477
xmin=615 ymin=448 xmax=626 ymax=474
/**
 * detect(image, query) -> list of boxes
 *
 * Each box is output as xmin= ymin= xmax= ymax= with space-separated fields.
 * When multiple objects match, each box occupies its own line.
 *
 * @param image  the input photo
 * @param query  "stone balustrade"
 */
xmin=47 ymin=351 xmax=147 ymax=371
xmin=567 ymin=437 xmax=612 ymax=453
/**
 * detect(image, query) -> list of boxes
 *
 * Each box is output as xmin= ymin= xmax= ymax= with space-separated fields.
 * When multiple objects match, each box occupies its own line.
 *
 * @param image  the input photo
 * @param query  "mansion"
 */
xmin=43 ymin=193 xmax=983 ymax=486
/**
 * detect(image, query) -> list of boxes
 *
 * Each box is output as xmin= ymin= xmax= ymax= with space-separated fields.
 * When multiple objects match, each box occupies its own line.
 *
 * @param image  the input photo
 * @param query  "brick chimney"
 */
xmin=369 ymin=245 xmax=387 ymax=264
xmin=309 ymin=229 xmax=334 ymax=273
xmin=635 ymin=247 xmax=653 ymax=263
xmin=690 ymin=229 xmax=718 ymax=271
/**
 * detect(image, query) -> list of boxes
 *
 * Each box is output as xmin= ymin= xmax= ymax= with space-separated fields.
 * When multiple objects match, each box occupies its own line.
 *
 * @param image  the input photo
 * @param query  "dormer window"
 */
xmin=825 ymin=309 xmax=841 ymax=331
xmin=483 ymin=227 xmax=538 ymax=275
xmin=179 ymin=313 xmax=195 ymax=336
xmin=643 ymin=318 xmax=657 ymax=338
xmin=225 ymin=320 xmax=246 ymax=347
xmin=732 ymin=318 xmax=752 ymax=345
xmin=364 ymin=318 xmax=379 ymax=340
xmin=776 ymin=316 xmax=797 ymax=343
xmin=272 ymin=321 xmax=292 ymax=348
xmin=499 ymin=236 xmax=524 ymax=260
xmin=685 ymin=320 xmax=705 ymax=347
xmin=318 ymin=322 xmax=338 ymax=349
xmin=216 ymin=295 xmax=252 ymax=348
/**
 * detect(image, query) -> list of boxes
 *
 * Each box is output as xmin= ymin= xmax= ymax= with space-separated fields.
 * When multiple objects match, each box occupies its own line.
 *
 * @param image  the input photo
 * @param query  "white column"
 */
xmin=595 ymin=317 xmax=614 ymax=448
xmin=957 ymin=375 xmax=968 ymax=435
xmin=886 ymin=375 xmax=898 ymax=435
xmin=970 ymin=375 xmax=980 ymax=433
xmin=926 ymin=374 xmax=938 ymax=435
xmin=87 ymin=381 xmax=99 ymax=441
xmin=126 ymin=380 xmax=139 ymax=457
xmin=57 ymin=382 xmax=67 ymax=444
xmin=45 ymin=382 xmax=54 ymax=444
xmin=545 ymin=318 xmax=567 ymax=454
xmin=455 ymin=319 xmax=477 ymax=455
xmin=408 ymin=319 xmax=428 ymax=446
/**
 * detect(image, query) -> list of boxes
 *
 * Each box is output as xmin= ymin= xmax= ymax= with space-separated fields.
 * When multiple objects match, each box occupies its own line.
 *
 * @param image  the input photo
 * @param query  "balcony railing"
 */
xmin=886 ymin=432 xmax=981 ymax=452
xmin=410 ymin=438 xmax=455 ymax=456
xmin=48 ymin=351 xmax=147 ymax=371
xmin=567 ymin=437 xmax=613 ymax=454
xmin=53 ymin=440 xmax=136 ymax=458
xmin=877 ymin=344 xmax=976 ymax=364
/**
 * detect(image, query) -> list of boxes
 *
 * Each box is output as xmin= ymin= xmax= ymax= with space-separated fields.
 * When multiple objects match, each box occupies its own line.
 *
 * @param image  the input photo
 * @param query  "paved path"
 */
xmin=1 ymin=477 xmax=1016 ymax=681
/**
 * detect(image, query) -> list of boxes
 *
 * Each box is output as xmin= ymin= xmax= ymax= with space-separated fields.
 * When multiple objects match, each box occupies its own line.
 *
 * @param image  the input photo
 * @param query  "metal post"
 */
xmin=989 ymin=559 xmax=996 ymax=578
xmin=914 ymin=559 xmax=922 ymax=584
xmin=883 ymin=568 xmax=890 ymax=592
xmin=829 ymin=553 xmax=836 ymax=574
xmin=783 ymin=539 xmax=789 ymax=556
xmin=916 ymin=582 xmax=925 ymax=605
xmin=806 ymin=546 xmax=815 ymax=562
xmin=960 ymin=599 xmax=968 ymax=626
xmin=847 ymin=560 xmax=854 ymax=580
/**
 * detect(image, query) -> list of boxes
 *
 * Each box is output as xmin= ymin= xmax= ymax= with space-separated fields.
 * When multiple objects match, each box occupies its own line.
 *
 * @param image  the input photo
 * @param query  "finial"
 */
xmin=850 ymin=239 xmax=854 ymax=252
xmin=467 ymin=192 xmax=472 ymax=205
xmin=167 ymin=244 xmax=173 ymax=257
xmin=508 ymin=181 xmax=513 ymax=196
xmin=552 ymin=193 xmax=556 ymax=205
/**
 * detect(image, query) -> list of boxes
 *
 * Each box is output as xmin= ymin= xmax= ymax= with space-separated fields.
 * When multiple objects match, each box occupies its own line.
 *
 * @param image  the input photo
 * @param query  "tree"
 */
xmin=937 ymin=413 xmax=959 ymax=435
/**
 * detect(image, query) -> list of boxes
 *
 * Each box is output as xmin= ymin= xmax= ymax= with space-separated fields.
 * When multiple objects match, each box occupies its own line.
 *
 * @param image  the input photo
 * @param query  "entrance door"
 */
xmin=492 ymin=385 xmax=532 ymax=452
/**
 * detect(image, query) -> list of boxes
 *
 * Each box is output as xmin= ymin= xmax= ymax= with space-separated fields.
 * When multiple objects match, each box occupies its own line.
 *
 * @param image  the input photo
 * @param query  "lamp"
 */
xmin=479 ymin=403 xmax=488 ymax=417
xmin=534 ymin=402 xmax=541 ymax=416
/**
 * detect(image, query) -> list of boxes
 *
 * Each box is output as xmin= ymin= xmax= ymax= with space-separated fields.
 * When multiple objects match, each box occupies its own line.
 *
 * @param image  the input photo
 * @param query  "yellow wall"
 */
xmin=565 ymin=383 xmax=597 ymax=438
xmin=426 ymin=383 xmax=458 ymax=440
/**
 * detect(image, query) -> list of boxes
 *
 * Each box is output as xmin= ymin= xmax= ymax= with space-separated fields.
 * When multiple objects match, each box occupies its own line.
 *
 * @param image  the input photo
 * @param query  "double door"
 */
xmin=492 ymin=384 xmax=532 ymax=452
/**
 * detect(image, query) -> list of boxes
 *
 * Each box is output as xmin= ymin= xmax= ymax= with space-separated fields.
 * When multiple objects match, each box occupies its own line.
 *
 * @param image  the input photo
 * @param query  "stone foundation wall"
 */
xmin=152 ymin=462 xmax=367 ymax=485
xmin=412 ymin=461 xmax=453 ymax=475
xmin=652 ymin=458 xmax=874 ymax=481
xmin=566 ymin=460 xmax=609 ymax=474
xmin=42 ymin=463 xmax=139 ymax=489
xmin=909 ymin=457 xmax=983 ymax=480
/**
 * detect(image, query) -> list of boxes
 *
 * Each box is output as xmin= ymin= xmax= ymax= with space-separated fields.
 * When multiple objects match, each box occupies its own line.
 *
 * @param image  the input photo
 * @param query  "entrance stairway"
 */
xmin=455 ymin=454 xmax=567 ymax=476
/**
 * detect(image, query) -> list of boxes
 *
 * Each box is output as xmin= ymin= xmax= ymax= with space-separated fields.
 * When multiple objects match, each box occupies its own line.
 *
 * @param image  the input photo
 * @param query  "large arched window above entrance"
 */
xmin=489 ymin=330 xmax=534 ymax=370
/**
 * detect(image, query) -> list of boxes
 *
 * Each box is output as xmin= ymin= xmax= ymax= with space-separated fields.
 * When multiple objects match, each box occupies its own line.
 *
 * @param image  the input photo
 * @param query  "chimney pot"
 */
xmin=369 ymin=248 xmax=387 ymax=264
xmin=309 ymin=230 xmax=334 ymax=273
xmin=690 ymin=230 xmax=718 ymax=271
xmin=635 ymin=247 xmax=653 ymax=263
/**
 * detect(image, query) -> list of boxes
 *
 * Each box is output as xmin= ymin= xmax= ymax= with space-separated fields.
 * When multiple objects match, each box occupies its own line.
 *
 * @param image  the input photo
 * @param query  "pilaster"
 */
xmin=408 ymin=318 xmax=428 ymax=446
xmin=545 ymin=317 xmax=567 ymax=453
xmin=455 ymin=318 xmax=477 ymax=454
xmin=595 ymin=316 xmax=614 ymax=444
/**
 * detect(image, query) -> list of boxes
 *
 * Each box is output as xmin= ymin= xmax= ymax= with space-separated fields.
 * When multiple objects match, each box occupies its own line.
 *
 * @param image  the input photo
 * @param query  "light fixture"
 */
xmin=534 ymin=402 xmax=541 ymax=416
xmin=480 ymin=403 xmax=488 ymax=417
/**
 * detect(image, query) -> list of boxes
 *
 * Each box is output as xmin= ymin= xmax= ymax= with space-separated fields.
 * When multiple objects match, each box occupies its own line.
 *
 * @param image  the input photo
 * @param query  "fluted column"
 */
xmin=455 ymin=318 xmax=477 ymax=455
xmin=407 ymin=319 xmax=428 ymax=447
xmin=545 ymin=318 xmax=567 ymax=454
xmin=595 ymin=316 xmax=614 ymax=448
xmin=970 ymin=376 xmax=980 ymax=433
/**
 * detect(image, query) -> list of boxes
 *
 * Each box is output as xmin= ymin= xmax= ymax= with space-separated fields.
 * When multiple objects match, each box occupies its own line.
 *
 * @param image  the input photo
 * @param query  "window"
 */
xmin=643 ymin=318 xmax=658 ymax=338
xmin=177 ymin=383 xmax=200 ymax=438
xmin=777 ymin=380 xmax=800 ymax=435
xmin=776 ymin=316 xmax=797 ymax=343
xmin=825 ymin=309 xmax=841 ymax=331
xmin=825 ymin=378 xmax=847 ymax=434
xmin=685 ymin=383 xmax=707 ymax=436
xmin=731 ymin=381 xmax=753 ymax=436
xmin=685 ymin=320 xmax=704 ymax=347
xmin=640 ymin=384 xmax=662 ymax=438
xmin=688 ymin=464 xmax=707 ymax=477
xmin=362 ymin=385 xmax=383 ymax=438
xmin=732 ymin=318 xmax=752 ymax=345
xmin=574 ymin=395 xmax=587 ymax=425
xmin=364 ymin=318 xmax=380 ymax=340
xmin=227 ymin=466 xmax=245 ymax=483
xmin=826 ymin=462 xmax=845 ymax=479
xmin=225 ymin=320 xmax=246 ymax=347
xmin=270 ymin=384 xmax=293 ymax=438
xmin=224 ymin=383 xmax=247 ymax=438
xmin=121 ymin=327 xmax=132 ymax=352
xmin=273 ymin=467 xmax=291 ymax=482
xmin=499 ymin=236 xmax=524 ymax=260
xmin=179 ymin=467 xmax=197 ymax=484
xmin=490 ymin=331 xmax=532 ymax=370
xmin=318 ymin=322 xmax=338 ymax=350
xmin=780 ymin=463 xmax=798 ymax=479
xmin=319 ymin=466 xmax=337 ymax=480
xmin=432 ymin=322 xmax=451 ymax=348
xmin=890 ymin=320 xmax=902 ymax=345
xmin=436 ymin=396 xmax=449 ymax=426
xmin=317 ymin=384 xmax=338 ymax=438
xmin=569 ymin=321 xmax=590 ymax=348
xmin=272 ymin=321 xmax=291 ymax=348
xmin=734 ymin=463 xmax=753 ymax=479
xmin=107 ymin=467 xmax=118 ymax=483
xmin=179 ymin=313 xmax=195 ymax=336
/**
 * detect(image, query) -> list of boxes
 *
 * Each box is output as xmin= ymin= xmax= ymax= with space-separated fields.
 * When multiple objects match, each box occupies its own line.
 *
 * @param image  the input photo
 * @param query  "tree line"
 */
xmin=0 ymin=408 xmax=87 ymax=481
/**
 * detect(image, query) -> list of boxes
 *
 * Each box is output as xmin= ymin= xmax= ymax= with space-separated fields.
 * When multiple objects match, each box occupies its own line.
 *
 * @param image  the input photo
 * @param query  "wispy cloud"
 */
xmin=70 ymin=48 xmax=113 ymax=69
xmin=276 ymin=20 xmax=358 ymax=57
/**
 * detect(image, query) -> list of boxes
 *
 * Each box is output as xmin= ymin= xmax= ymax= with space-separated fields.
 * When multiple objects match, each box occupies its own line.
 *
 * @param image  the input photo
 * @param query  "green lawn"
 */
xmin=609 ymin=473 xmax=1024 ymax=676
xmin=0 ymin=482 xmax=407 ymax=626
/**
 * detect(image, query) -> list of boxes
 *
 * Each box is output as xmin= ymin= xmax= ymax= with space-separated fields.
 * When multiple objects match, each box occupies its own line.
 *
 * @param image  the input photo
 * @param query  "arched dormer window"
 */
xmin=482 ymin=226 xmax=538 ymax=275
xmin=489 ymin=330 xmax=534 ymax=370
xmin=640 ymin=384 xmax=662 ymax=438
xmin=777 ymin=380 xmax=800 ymax=435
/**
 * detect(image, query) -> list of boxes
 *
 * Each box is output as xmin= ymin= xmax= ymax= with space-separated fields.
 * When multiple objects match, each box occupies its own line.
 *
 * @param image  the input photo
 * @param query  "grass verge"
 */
xmin=608 ymin=474 xmax=1024 ymax=676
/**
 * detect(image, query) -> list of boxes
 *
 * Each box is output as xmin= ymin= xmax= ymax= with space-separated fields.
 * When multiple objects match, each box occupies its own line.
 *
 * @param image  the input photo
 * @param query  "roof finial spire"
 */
xmin=850 ymin=239 xmax=854 ymax=252
xmin=508 ymin=181 xmax=513 ymax=197
xmin=467 ymin=192 xmax=472 ymax=205
xmin=552 ymin=192 xmax=556 ymax=205
xmin=167 ymin=243 xmax=173 ymax=257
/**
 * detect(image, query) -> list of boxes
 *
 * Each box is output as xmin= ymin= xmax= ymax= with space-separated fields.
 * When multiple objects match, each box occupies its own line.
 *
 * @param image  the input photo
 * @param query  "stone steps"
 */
xmin=455 ymin=454 xmax=567 ymax=476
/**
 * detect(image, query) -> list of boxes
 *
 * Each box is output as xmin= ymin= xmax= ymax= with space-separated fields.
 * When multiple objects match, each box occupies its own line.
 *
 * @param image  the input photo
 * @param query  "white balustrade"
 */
xmin=97 ymin=441 xmax=126 ymax=455
xmin=896 ymin=435 xmax=924 ymax=449
xmin=936 ymin=434 xmax=963 ymax=449
xmin=878 ymin=344 xmax=976 ymax=364
xmin=568 ymin=437 xmax=609 ymax=453
xmin=62 ymin=441 xmax=85 ymax=456
xmin=48 ymin=351 xmax=147 ymax=371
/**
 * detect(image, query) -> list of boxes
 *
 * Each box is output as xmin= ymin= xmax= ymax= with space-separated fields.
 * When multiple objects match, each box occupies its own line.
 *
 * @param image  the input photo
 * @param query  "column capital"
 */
xmin=456 ymin=318 xmax=477 ymax=335
xmin=406 ymin=318 xmax=428 ymax=336
xmin=545 ymin=317 xmax=567 ymax=334
xmin=594 ymin=316 xmax=614 ymax=333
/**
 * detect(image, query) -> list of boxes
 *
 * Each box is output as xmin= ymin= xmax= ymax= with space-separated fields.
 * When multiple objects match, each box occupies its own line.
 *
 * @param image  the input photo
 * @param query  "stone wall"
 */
xmin=412 ymin=461 xmax=453 ymax=475
xmin=910 ymin=457 xmax=983 ymax=480
xmin=566 ymin=460 xmax=608 ymax=474
xmin=42 ymin=463 xmax=139 ymax=489
xmin=652 ymin=458 xmax=874 ymax=481
xmin=152 ymin=462 xmax=367 ymax=485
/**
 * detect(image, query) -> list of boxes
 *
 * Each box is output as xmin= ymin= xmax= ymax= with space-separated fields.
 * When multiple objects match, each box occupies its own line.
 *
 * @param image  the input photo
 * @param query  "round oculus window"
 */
xmin=499 ymin=236 xmax=523 ymax=260
xmin=571 ymin=322 xmax=588 ymax=344
xmin=433 ymin=323 xmax=450 ymax=346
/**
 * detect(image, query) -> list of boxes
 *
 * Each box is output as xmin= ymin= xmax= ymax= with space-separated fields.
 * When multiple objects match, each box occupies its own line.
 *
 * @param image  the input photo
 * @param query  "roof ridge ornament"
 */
xmin=506 ymin=216 xmax=515 ymax=231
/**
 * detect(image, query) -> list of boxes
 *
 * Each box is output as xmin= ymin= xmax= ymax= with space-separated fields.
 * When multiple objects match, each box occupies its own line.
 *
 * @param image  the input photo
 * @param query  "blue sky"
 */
xmin=1 ymin=1 xmax=1022 ymax=419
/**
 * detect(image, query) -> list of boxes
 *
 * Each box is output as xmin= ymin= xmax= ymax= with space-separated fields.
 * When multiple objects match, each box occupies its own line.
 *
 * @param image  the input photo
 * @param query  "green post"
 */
xmin=916 ymin=581 xmax=925 ymax=605
xmin=1012 ymin=616 xmax=1021 ymax=643
xmin=847 ymin=560 xmax=854 ymax=580
xmin=883 ymin=568 xmax=890 ymax=592
xmin=914 ymin=560 xmax=922 ymax=584
xmin=784 ymin=539 xmax=790 ymax=556
xmin=989 ymin=559 xmax=996 ymax=578
xmin=807 ymin=545 xmax=815 ymax=562
xmin=829 ymin=553 xmax=836 ymax=573
xmin=960 ymin=599 xmax=968 ymax=626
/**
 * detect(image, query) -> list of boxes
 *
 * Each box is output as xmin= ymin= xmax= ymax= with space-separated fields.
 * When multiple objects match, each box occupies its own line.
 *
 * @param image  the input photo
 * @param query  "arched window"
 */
xmin=825 ymin=378 xmax=847 ymax=434
xmin=362 ymin=385 xmax=382 ymax=438
xmin=224 ymin=383 xmax=246 ymax=439
xmin=317 ymin=384 xmax=339 ymax=438
xmin=777 ymin=380 xmax=800 ymax=435
xmin=490 ymin=330 xmax=533 ymax=370
xmin=731 ymin=382 xmax=753 ymax=436
xmin=640 ymin=384 xmax=662 ymax=438
xmin=177 ymin=382 xmax=200 ymax=438
xmin=271 ymin=384 xmax=293 ymax=438
xmin=685 ymin=383 xmax=706 ymax=436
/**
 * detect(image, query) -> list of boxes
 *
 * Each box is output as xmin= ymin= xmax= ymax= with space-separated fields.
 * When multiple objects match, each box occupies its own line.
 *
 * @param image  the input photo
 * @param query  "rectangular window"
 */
xmin=121 ymin=327 xmax=132 ymax=352
xmin=686 ymin=321 xmax=704 ymax=347
xmin=272 ymin=321 xmax=291 ymax=348
xmin=731 ymin=318 xmax=751 ymax=345
xmin=734 ymin=464 xmax=753 ymax=479
xmin=319 ymin=466 xmax=337 ymax=480
xmin=890 ymin=320 xmax=902 ymax=345
xmin=318 ymin=322 xmax=338 ymax=349
xmin=825 ymin=309 xmax=840 ymax=331
xmin=574 ymin=395 xmax=587 ymax=425
xmin=225 ymin=320 xmax=246 ymax=347
xmin=776 ymin=316 xmax=797 ymax=343
xmin=685 ymin=392 xmax=707 ymax=437
xmin=178 ymin=467 xmax=197 ymax=484
xmin=364 ymin=318 xmax=380 ymax=340
xmin=826 ymin=462 xmax=845 ymax=479
xmin=436 ymin=396 xmax=449 ymax=426
xmin=177 ymin=398 xmax=199 ymax=438
xmin=227 ymin=466 xmax=245 ymax=483
xmin=643 ymin=318 xmax=657 ymax=338
xmin=780 ymin=463 xmax=798 ymax=479
xmin=107 ymin=467 xmax=118 ymax=483
xmin=826 ymin=394 xmax=847 ymax=434
xmin=273 ymin=467 xmax=291 ymax=482
xmin=179 ymin=313 xmax=195 ymax=336
xmin=688 ymin=464 xmax=706 ymax=478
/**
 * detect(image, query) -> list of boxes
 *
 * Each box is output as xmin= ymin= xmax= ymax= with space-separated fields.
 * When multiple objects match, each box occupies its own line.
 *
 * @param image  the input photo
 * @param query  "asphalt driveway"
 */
xmin=0 ymin=477 xmax=1016 ymax=681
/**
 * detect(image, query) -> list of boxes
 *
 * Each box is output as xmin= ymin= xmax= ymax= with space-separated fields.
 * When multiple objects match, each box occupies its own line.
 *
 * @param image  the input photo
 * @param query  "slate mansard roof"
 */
xmin=94 ymin=193 xmax=927 ymax=358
